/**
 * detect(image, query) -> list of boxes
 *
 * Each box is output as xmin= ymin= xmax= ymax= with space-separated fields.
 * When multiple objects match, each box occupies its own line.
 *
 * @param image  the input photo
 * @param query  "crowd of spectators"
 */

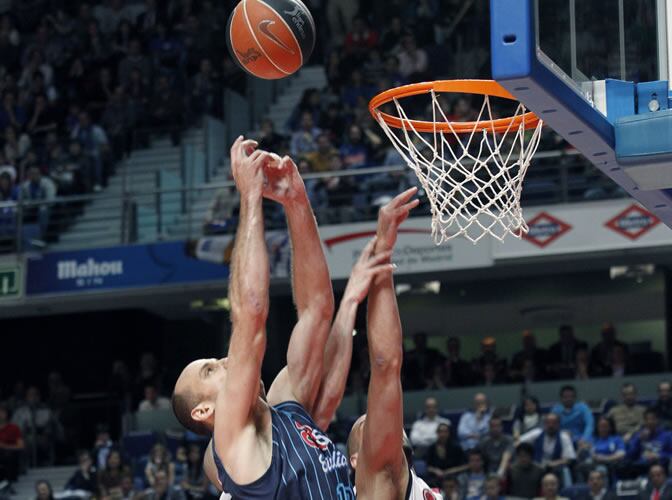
xmin=0 ymin=0 xmax=247 ymax=249
xmin=368 ymin=322 xmax=664 ymax=392
xmin=406 ymin=379 xmax=672 ymax=498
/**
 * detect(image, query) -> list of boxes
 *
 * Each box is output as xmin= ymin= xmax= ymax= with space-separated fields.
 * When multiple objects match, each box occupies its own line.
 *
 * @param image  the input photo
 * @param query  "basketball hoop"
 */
xmin=369 ymin=80 xmax=543 ymax=244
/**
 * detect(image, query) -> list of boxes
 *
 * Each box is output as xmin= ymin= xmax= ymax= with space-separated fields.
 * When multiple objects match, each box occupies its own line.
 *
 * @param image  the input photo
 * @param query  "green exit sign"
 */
xmin=0 ymin=266 xmax=22 ymax=299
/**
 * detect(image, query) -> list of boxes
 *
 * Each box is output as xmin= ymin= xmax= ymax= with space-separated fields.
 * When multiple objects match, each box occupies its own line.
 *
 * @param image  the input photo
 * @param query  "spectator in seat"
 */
xmin=117 ymin=39 xmax=152 ymax=87
xmin=150 ymin=75 xmax=183 ymax=147
xmin=380 ymin=16 xmax=403 ymax=53
xmin=513 ymin=396 xmax=543 ymax=441
xmin=479 ymin=416 xmax=514 ymax=477
xmin=510 ymin=330 xmax=548 ymax=381
xmin=534 ymin=473 xmax=569 ymax=500
xmin=145 ymin=443 xmax=175 ymax=487
xmin=0 ymin=91 xmax=27 ymax=131
xmin=551 ymin=385 xmax=594 ymax=445
xmin=482 ymin=474 xmax=506 ymax=500
xmin=575 ymin=416 xmax=625 ymax=482
xmin=652 ymin=381 xmax=672 ymax=429
xmin=305 ymin=134 xmax=338 ymax=173
xmin=473 ymin=337 xmax=507 ymax=383
xmin=577 ymin=469 xmax=617 ymax=500
xmin=180 ymin=444 xmax=208 ymax=499
xmin=142 ymin=470 xmax=185 ymax=500
xmin=289 ymin=111 xmax=321 ymax=157
xmin=626 ymin=409 xmax=672 ymax=476
xmin=426 ymin=423 xmax=467 ymax=487
xmin=457 ymin=449 xmax=487 ymax=500
xmin=606 ymin=383 xmax=646 ymax=442
xmin=438 ymin=337 xmax=473 ymax=387
xmin=458 ymin=393 xmax=492 ymax=451
xmin=519 ymin=413 xmax=576 ymax=487
xmin=480 ymin=362 xmax=507 ymax=386
xmin=442 ymin=476 xmax=460 ymax=500
xmin=0 ymin=404 xmax=24 ymax=485
xmin=590 ymin=323 xmax=628 ymax=376
xmin=35 ymin=480 xmax=54 ymax=500
xmin=508 ymin=442 xmax=544 ymax=499
xmin=138 ymin=384 xmax=170 ymax=412
xmin=640 ymin=464 xmax=672 ymax=500
xmin=397 ymin=33 xmax=428 ymax=82
xmin=341 ymin=70 xmax=375 ymax=110
xmin=410 ymin=397 xmax=451 ymax=452
xmin=4 ymin=126 xmax=31 ymax=165
xmin=98 ymin=449 xmax=131 ymax=498
xmin=173 ymin=446 xmax=187 ymax=486
xmin=548 ymin=325 xmax=587 ymax=377
xmin=608 ymin=345 xmax=633 ymax=377
xmin=574 ymin=347 xmax=592 ymax=381
xmin=12 ymin=386 xmax=58 ymax=465
xmin=27 ymin=95 xmax=58 ymax=145
xmin=317 ymin=154 xmax=356 ymax=223
xmin=256 ymin=118 xmax=286 ymax=155
xmin=119 ymin=474 xmax=137 ymax=500
xmin=344 ymin=16 xmax=378 ymax=59
xmin=92 ymin=425 xmax=113 ymax=471
xmin=70 ymin=111 xmax=109 ymax=192
xmin=65 ymin=450 xmax=98 ymax=495
xmin=404 ymin=332 xmax=445 ymax=390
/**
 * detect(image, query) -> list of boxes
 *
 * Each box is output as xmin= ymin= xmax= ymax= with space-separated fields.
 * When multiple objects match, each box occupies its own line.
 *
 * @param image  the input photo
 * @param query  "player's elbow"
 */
xmin=305 ymin=291 xmax=335 ymax=322
xmin=370 ymin=351 xmax=402 ymax=375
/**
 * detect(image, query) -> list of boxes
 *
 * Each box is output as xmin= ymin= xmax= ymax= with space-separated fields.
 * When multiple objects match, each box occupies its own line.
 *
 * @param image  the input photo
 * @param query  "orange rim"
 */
xmin=369 ymin=79 xmax=541 ymax=134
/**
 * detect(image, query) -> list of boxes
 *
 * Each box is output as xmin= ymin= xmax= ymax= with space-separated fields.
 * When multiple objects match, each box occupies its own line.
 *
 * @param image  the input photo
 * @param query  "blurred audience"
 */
xmin=425 ymin=423 xmax=466 ymax=487
xmin=606 ymin=383 xmax=646 ymax=442
xmin=409 ymin=397 xmax=450 ymax=455
xmin=551 ymin=385 xmax=594 ymax=444
xmin=458 ymin=393 xmax=491 ymax=451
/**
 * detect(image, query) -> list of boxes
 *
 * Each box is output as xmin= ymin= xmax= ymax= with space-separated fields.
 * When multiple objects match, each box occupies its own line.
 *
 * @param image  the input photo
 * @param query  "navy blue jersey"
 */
xmin=213 ymin=401 xmax=354 ymax=499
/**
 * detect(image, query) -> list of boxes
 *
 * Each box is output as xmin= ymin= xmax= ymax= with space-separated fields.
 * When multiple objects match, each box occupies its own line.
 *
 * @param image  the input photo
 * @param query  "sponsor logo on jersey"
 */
xmin=522 ymin=211 xmax=571 ymax=248
xmin=258 ymin=20 xmax=295 ymax=54
xmin=236 ymin=48 xmax=262 ymax=65
xmin=294 ymin=421 xmax=330 ymax=450
xmin=318 ymin=450 xmax=349 ymax=473
xmin=605 ymin=204 xmax=660 ymax=240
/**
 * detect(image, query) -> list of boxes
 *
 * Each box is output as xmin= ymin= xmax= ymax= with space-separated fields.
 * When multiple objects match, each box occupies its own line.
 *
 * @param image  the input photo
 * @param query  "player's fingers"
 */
xmin=281 ymin=155 xmax=298 ymax=170
xmin=242 ymin=139 xmax=258 ymax=156
xmin=251 ymin=151 xmax=272 ymax=168
xmin=367 ymin=263 xmax=396 ymax=277
xmin=359 ymin=236 xmax=377 ymax=260
xmin=230 ymin=135 xmax=243 ymax=162
xmin=368 ymin=250 xmax=393 ymax=267
xmin=392 ymin=186 xmax=418 ymax=207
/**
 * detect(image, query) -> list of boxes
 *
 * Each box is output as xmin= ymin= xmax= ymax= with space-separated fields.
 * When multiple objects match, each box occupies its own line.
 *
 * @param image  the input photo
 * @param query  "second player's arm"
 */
xmin=358 ymin=189 xmax=419 ymax=494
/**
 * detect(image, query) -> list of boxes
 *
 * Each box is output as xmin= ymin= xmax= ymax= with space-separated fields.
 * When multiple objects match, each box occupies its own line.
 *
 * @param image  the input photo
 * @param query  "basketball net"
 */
xmin=373 ymin=90 xmax=544 ymax=244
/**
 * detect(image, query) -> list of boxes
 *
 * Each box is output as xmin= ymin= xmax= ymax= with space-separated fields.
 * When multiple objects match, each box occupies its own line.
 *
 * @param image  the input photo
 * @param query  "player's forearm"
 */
xmin=230 ymin=194 xmax=269 ymax=324
xmin=285 ymin=195 xmax=334 ymax=320
xmin=367 ymin=267 xmax=402 ymax=376
xmin=313 ymin=296 xmax=358 ymax=429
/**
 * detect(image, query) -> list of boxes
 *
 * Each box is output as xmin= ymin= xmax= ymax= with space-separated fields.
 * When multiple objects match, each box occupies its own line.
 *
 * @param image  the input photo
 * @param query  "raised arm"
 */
xmin=263 ymin=156 xmax=334 ymax=411
xmin=358 ymin=188 xmax=419 ymax=493
xmin=215 ymin=137 xmax=272 ymax=479
xmin=312 ymin=237 xmax=394 ymax=430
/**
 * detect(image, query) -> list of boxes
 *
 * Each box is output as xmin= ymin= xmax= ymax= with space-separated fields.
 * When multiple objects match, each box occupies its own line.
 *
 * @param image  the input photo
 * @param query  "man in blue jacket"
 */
xmin=551 ymin=385 xmax=594 ymax=445
xmin=627 ymin=409 xmax=672 ymax=477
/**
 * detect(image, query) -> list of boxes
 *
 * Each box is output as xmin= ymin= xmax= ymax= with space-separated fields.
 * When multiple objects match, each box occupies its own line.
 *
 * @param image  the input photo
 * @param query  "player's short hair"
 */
xmin=172 ymin=390 xmax=211 ymax=436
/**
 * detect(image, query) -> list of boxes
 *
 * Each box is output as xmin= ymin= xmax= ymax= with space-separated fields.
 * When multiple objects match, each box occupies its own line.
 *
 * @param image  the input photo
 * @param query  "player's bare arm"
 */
xmin=213 ymin=137 xmax=273 ymax=484
xmin=312 ymin=237 xmax=394 ymax=430
xmin=357 ymin=187 xmax=419 ymax=500
xmin=263 ymin=156 xmax=336 ymax=412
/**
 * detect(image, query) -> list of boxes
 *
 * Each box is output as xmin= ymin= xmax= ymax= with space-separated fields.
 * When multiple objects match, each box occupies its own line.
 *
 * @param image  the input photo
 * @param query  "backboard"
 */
xmin=491 ymin=0 xmax=672 ymax=227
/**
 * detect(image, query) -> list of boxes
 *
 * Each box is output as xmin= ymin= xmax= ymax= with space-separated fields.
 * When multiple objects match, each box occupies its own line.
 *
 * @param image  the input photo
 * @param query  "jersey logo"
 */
xmin=258 ymin=20 xmax=296 ymax=54
xmin=423 ymin=489 xmax=437 ymax=499
xmin=294 ymin=421 xmax=330 ymax=450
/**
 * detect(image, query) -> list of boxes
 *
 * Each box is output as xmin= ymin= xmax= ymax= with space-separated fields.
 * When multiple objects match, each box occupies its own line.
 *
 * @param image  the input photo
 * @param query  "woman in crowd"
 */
xmin=180 ymin=444 xmax=209 ymax=499
xmin=426 ymin=423 xmax=467 ymax=487
xmin=34 ymin=480 xmax=54 ymax=500
xmin=98 ymin=449 xmax=131 ymax=498
xmin=145 ymin=443 xmax=175 ymax=487
xmin=512 ymin=396 xmax=542 ymax=441
xmin=576 ymin=415 xmax=625 ymax=482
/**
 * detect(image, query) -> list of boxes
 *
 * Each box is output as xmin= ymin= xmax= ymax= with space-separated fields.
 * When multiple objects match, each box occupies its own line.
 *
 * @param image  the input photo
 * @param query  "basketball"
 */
xmin=227 ymin=0 xmax=315 ymax=80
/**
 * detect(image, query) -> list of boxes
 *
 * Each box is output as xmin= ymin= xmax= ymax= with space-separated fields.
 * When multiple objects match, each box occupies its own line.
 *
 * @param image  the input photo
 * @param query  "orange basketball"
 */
xmin=227 ymin=0 xmax=315 ymax=80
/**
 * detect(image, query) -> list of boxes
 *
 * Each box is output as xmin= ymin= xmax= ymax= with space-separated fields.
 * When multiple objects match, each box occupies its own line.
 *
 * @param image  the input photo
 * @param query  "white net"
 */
xmin=374 ymin=89 xmax=544 ymax=244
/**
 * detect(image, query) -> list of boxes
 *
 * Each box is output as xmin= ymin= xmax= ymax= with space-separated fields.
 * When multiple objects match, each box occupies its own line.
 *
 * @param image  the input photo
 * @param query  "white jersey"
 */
xmin=407 ymin=468 xmax=443 ymax=500
xmin=354 ymin=468 xmax=443 ymax=499
xmin=219 ymin=492 xmax=232 ymax=500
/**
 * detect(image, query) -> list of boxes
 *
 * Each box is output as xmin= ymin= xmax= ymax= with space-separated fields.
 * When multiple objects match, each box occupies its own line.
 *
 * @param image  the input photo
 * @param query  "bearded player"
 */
xmin=347 ymin=187 xmax=443 ymax=500
xmin=172 ymin=137 xmax=391 ymax=498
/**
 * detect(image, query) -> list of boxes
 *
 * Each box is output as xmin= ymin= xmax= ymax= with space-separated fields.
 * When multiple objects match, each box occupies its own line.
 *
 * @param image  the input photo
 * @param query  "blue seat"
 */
xmin=122 ymin=431 xmax=158 ymax=460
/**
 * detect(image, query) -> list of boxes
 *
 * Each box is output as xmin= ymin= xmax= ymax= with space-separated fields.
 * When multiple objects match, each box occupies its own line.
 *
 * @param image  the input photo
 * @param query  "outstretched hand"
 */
xmin=376 ymin=187 xmax=420 ymax=251
xmin=229 ymin=136 xmax=271 ymax=199
xmin=343 ymin=237 xmax=395 ymax=304
xmin=263 ymin=155 xmax=308 ymax=206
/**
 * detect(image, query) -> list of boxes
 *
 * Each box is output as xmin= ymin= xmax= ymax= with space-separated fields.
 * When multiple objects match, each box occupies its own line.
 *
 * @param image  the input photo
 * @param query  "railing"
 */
xmin=0 ymin=147 xmax=628 ymax=255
